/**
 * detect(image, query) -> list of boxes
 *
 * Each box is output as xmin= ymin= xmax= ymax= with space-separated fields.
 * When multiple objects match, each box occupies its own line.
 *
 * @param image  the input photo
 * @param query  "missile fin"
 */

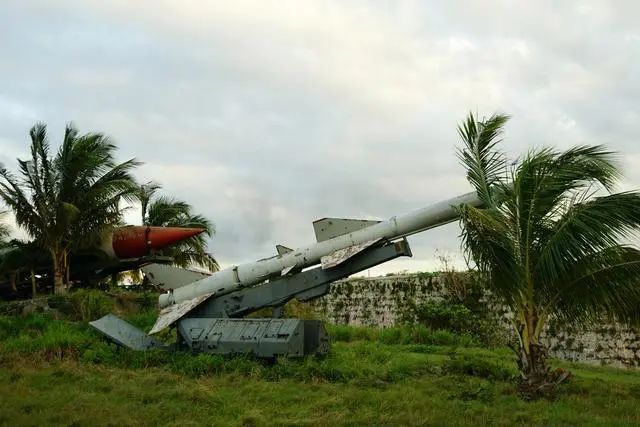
xmin=90 ymin=314 xmax=165 ymax=350
xmin=142 ymin=264 xmax=211 ymax=291
xmin=276 ymin=244 xmax=293 ymax=255
xmin=149 ymin=293 xmax=214 ymax=334
xmin=281 ymin=264 xmax=297 ymax=276
xmin=320 ymin=238 xmax=383 ymax=269
xmin=313 ymin=218 xmax=381 ymax=242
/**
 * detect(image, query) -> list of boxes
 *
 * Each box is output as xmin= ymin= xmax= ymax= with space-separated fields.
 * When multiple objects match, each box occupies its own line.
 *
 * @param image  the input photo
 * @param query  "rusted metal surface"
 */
xmin=150 ymin=293 xmax=214 ymax=334
xmin=320 ymin=238 xmax=382 ymax=269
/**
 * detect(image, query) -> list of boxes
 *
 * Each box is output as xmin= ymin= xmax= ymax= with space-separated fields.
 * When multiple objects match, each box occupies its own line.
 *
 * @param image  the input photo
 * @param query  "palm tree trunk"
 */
xmin=51 ymin=249 xmax=68 ymax=294
xmin=516 ymin=311 xmax=552 ymax=399
xmin=31 ymin=269 xmax=37 ymax=300
xmin=518 ymin=339 xmax=547 ymax=380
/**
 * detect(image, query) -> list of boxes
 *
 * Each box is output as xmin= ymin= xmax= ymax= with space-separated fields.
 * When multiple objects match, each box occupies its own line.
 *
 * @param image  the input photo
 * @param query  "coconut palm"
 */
xmin=456 ymin=113 xmax=640 ymax=397
xmin=0 ymin=123 xmax=140 ymax=294
xmin=138 ymin=181 xmax=219 ymax=271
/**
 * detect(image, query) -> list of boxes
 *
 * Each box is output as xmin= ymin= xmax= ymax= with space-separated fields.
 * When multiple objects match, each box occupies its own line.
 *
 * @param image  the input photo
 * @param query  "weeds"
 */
xmin=1 ymin=312 xmax=640 ymax=426
xmin=328 ymin=323 xmax=478 ymax=347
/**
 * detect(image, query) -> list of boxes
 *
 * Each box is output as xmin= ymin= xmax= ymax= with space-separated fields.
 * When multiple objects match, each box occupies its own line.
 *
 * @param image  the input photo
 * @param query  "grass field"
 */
xmin=1 ymin=313 xmax=640 ymax=426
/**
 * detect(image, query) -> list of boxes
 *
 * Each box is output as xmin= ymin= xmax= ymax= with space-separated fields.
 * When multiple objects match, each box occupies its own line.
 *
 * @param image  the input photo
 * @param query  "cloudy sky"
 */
xmin=1 ymin=1 xmax=639 ymax=275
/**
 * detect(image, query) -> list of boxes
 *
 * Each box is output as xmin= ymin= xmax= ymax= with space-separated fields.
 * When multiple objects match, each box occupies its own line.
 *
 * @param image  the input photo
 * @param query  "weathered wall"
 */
xmin=312 ymin=274 xmax=640 ymax=368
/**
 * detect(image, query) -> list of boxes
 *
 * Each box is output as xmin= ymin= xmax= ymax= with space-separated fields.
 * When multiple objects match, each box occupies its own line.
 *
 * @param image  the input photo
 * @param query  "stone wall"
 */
xmin=311 ymin=273 xmax=640 ymax=368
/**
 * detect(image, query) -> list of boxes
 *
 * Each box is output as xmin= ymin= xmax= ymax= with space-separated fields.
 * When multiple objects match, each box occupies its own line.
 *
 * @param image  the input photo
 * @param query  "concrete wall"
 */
xmin=312 ymin=273 xmax=640 ymax=368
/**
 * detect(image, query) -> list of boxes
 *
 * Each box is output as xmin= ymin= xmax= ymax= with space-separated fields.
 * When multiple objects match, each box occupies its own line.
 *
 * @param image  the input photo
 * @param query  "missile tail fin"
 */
xmin=276 ymin=244 xmax=293 ymax=255
xmin=142 ymin=264 xmax=211 ymax=291
xmin=312 ymin=218 xmax=381 ymax=243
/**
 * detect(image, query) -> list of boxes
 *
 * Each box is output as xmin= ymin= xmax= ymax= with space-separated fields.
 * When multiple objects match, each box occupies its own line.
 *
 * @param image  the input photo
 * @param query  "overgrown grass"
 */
xmin=1 ymin=312 xmax=640 ymax=425
xmin=328 ymin=323 xmax=478 ymax=347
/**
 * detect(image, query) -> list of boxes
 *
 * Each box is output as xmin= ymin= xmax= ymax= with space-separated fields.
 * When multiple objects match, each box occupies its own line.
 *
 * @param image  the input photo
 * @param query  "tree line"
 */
xmin=0 ymin=123 xmax=217 ymax=295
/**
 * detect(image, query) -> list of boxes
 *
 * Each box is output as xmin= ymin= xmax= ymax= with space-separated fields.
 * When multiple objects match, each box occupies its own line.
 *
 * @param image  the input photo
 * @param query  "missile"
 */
xmin=158 ymin=191 xmax=482 ymax=309
xmin=101 ymin=226 xmax=205 ymax=260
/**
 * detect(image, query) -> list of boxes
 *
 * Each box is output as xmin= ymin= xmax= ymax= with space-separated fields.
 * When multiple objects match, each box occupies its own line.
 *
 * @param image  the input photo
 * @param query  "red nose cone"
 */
xmin=112 ymin=226 xmax=205 ymax=259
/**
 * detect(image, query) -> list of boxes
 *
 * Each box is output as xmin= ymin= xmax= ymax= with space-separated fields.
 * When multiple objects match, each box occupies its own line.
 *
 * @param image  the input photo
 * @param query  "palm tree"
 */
xmin=456 ymin=113 xmax=640 ymax=397
xmin=0 ymin=123 xmax=140 ymax=294
xmin=138 ymin=181 xmax=219 ymax=271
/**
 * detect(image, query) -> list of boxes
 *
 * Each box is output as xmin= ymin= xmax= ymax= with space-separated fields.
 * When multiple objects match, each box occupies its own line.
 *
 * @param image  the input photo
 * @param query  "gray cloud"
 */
xmin=1 ymin=0 xmax=639 ymax=272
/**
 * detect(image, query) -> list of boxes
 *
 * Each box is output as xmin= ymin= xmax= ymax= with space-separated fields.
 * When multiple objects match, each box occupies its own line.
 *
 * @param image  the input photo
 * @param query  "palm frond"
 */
xmin=143 ymin=191 xmax=217 ymax=271
xmin=534 ymin=191 xmax=640 ymax=293
xmin=457 ymin=112 xmax=510 ymax=207
xmin=1 ymin=122 xmax=141 ymax=280
xmin=457 ymin=203 xmax=522 ymax=306
xmin=137 ymin=181 xmax=162 ymax=223
xmin=551 ymin=245 xmax=640 ymax=325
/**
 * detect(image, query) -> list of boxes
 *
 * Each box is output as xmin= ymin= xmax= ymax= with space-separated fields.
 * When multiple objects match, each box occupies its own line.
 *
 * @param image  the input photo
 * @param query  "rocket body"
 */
xmin=159 ymin=191 xmax=481 ymax=308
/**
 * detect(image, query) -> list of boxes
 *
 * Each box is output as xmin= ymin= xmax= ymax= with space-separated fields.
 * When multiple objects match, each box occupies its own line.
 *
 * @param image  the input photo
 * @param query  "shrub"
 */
xmin=414 ymin=301 xmax=475 ymax=333
xmin=379 ymin=327 xmax=405 ymax=344
xmin=50 ymin=289 xmax=114 ymax=322
xmin=412 ymin=300 xmax=508 ymax=347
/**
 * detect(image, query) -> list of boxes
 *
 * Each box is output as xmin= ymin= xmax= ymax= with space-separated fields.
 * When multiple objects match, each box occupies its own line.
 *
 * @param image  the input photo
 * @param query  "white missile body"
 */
xmin=158 ymin=191 xmax=482 ymax=308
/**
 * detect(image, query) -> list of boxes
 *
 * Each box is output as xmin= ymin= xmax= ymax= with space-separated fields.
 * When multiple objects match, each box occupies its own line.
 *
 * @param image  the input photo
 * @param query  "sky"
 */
xmin=1 ymin=1 xmax=639 ymax=275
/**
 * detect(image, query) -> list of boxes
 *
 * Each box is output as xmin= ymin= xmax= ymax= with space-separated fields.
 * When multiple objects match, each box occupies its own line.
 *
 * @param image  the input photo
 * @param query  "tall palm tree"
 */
xmin=138 ymin=182 xmax=219 ymax=271
xmin=456 ymin=113 xmax=640 ymax=397
xmin=0 ymin=123 xmax=140 ymax=294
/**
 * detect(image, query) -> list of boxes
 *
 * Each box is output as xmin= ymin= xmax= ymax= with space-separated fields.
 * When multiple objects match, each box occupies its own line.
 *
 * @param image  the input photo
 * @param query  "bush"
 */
xmin=412 ymin=300 xmax=508 ymax=347
xmin=414 ymin=301 xmax=475 ymax=333
xmin=49 ymin=289 xmax=114 ymax=322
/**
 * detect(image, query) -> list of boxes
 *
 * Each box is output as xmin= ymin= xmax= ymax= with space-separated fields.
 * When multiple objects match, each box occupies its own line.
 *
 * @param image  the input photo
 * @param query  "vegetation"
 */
xmin=137 ymin=181 xmax=218 ymax=271
xmin=0 ymin=240 xmax=48 ymax=297
xmin=0 ymin=210 xmax=9 ymax=246
xmin=0 ymin=123 xmax=219 ymax=296
xmin=456 ymin=113 xmax=640 ymax=398
xmin=0 ymin=124 xmax=140 ymax=294
xmin=1 ymin=310 xmax=640 ymax=425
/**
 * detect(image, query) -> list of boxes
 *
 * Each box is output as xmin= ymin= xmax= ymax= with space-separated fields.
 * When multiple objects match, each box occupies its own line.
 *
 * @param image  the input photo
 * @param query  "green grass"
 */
xmin=1 ymin=314 xmax=640 ymax=426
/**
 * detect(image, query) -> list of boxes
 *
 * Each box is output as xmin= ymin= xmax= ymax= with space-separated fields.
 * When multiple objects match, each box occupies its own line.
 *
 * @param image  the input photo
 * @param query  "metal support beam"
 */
xmin=189 ymin=239 xmax=411 ymax=319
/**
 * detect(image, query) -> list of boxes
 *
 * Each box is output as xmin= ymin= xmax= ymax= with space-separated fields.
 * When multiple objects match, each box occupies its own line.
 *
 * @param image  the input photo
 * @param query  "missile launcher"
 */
xmin=91 ymin=191 xmax=481 ymax=358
